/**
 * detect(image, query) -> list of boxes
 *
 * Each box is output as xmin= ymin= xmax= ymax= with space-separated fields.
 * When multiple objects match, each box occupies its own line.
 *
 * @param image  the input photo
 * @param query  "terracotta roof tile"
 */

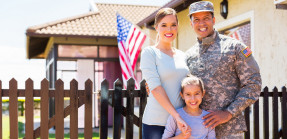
xmin=26 ymin=3 xmax=159 ymax=37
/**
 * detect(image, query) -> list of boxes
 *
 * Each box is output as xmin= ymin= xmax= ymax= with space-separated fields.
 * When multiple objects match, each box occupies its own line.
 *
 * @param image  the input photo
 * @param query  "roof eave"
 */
xmin=137 ymin=0 xmax=199 ymax=27
xmin=137 ymin=0 xmax=184 ymax=27
xmin=26 ymin=32 xmax=117 ymax=39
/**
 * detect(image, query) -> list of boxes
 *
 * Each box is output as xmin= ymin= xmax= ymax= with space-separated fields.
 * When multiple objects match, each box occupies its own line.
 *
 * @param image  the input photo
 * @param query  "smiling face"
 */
xmin=180 ymin=84 xmax=205 ymax=111
xmin=190 ymin=12 xmax=215 ymax=41
xmin=155 ymin=15 xmax=178 ymax=44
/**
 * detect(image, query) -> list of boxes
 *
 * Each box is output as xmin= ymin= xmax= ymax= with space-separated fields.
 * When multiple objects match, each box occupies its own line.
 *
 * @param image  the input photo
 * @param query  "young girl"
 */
xmin=162 ymin=75 xmax=216 ymax=139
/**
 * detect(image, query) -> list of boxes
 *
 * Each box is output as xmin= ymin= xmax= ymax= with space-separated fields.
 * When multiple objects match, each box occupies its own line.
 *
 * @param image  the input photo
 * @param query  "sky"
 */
xmin=0 ymin=0 xmax=169 ymax=89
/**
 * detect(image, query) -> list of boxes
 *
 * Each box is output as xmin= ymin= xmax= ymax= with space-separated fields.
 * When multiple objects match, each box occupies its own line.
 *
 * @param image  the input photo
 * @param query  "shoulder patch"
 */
xmin=241 ymin=47 xmax=252 ymax=58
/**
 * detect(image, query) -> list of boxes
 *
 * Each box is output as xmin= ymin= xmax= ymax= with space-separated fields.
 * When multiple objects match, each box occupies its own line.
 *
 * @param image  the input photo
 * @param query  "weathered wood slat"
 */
xmin=244 ymin=107 xmax=250 ymax=139
xmin=1 ymin=89 xmax=85 ymax=97
xmin=8 ymin=88 xmax=287 ymax=97
xmin=121 ymin=105 xmax=140 ymax=126
xmin=100 ymin=79 xmax=109 ymax=139
xmin=113 ymin=79 xmax=123 ymax=139
xmin=40 ymin=79 xmax=49 ymax=139
xmin=273 ymin=87 xmax=279 ymax=139
xmin=70 ymin=79 xmax=79 ymax=139
xmin=253 ymin=100 xmax=259 ymax=139
xmin=263 ymin=87 xmax=269 ymax=139
xmin=34 ymin=94 xmax=86 ymax=138
xmin=9 ymin=79 xmax=18 ymax=139
xmin=84 ymin=79 xmax=93 ymax=139
xmin=282 ymin=87 xmax=287 ymax=139
xmin=126 ymin=79 xmax=135 ymax=139
xmin=2 ymin=79 xmax=287 ymax=139
xmin=55 ymin=79 xmax=64 ymax=138
xmin=25 ymin=79 xmax=34 ymax=139
xmin=0 ymin=81 xmax=2 ymax=139
xmin=139 ymin=80 xmax=147 ymax=139
xmin=7 ymin=88 xmax=286 ymax=97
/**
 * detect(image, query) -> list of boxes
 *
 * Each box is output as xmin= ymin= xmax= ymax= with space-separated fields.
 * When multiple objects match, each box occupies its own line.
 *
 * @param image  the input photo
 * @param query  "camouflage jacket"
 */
xmin=186 ymin=31 xmax=262 ymax=138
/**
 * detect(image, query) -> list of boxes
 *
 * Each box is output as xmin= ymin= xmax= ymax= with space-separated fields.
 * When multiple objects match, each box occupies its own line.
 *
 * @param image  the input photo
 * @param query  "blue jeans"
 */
xmin=142 ymin=123 xmax=165 ymax=139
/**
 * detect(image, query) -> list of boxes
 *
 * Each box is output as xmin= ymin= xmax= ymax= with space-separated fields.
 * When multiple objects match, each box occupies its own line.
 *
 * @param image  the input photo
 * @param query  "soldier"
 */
xmin=186 ymin=1 xmax=262 ymax=138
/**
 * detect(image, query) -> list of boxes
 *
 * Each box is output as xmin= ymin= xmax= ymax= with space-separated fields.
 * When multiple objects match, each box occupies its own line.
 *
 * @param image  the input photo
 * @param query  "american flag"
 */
xmin=116 ymin=13 xmax=146 ymax=88
xmin=228 ymin=23 xmax=251 ymax=47
xmin=230 ymin=28 xmax=243 ymax=42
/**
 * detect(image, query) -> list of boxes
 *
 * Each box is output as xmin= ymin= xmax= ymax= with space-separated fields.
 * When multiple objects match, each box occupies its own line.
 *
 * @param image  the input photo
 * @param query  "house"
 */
xmin=25 ymin=3 xmax=159 ymax=127
xmin=138 ymin=0 xmax=287 ymax=88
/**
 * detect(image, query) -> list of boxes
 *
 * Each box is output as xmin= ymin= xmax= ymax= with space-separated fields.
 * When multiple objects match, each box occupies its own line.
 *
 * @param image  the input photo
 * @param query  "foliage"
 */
xmin=2 ymin=116 xmax=100 ymax=139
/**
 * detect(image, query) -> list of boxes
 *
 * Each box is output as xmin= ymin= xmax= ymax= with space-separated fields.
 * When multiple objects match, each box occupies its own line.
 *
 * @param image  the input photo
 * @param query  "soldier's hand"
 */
xmin=145 ymin=82 xmax=150 ymax=95
xmin=202 ymin=110 xmax=232 ymax=129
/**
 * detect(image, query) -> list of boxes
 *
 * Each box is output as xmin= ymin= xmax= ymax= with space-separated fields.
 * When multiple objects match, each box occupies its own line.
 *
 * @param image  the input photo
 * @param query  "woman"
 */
xmin=140 ymin=8 xmax=190 ymax=139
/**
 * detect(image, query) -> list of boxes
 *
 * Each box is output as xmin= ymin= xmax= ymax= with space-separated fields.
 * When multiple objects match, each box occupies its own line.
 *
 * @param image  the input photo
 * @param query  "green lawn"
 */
xmin=2 ymin=116 xmax=100 ymax=139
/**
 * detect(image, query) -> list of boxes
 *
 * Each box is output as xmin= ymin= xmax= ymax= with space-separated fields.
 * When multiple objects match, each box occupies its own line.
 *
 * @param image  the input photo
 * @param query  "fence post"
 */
xmin=100 ymin=79 xmax=109 ymax=139
xmin=244 ymin=106 xmax=250 ymax=139
xmin=253 ymin=100 xmax=259 ymax=139
xmin=85 ymin=79 xmax=93 ymax=139
xmin=0 ymin=81 xmax=2 ymax=139
xmin=139 ymin=80 xmax=147 ymax=139
xmin=273 ymin=87 xmax=279 ymax=139
xmin=25 ymin=79 xmax=34 ymax=139
xmin=9 ymin=78 xmax=18 ymax=139
xmin=40 ymin=79 xmax=49 ymax=139
xmin=113 ymin=79 xmax=123 ymax=139
xmin=263 ymin=87 xmax=269 ymax=139
xmin=55 ymin=79 xmax=64 ymax=138
xmin=126 ymin=78 xmax=135 ymax=139
xmin=281 ymin=87 xmax=287 ymax=139
xmin=70 ymin=79 xmax=79 ymax=139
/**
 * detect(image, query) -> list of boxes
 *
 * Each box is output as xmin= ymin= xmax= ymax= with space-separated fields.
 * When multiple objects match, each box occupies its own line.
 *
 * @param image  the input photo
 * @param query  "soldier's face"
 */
xmin=180 ymin=84 xmax=205 ymax=111
xmin=155 ymin=15 xmax=178 ymax=44
xmin=190 ymin=12 xmax=215 ymax=41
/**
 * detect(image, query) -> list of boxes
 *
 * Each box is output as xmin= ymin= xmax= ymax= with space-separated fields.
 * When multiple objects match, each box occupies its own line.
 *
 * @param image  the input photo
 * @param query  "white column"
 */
xmin=76 ymin=59 xmax=94 ymax=128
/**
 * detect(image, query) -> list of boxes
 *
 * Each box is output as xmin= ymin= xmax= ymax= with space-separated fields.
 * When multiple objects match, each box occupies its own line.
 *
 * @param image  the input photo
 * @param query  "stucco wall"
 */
xmin=176 ymin=0 xmax=287 ymax=88
xmin=141 ymin=26 xmax=157 ymax=48
xmin=177 ymin=8 xmax=197 ymax=52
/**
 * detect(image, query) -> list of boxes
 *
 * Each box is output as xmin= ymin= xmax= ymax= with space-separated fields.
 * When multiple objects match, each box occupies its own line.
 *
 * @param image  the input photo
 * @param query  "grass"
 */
xmin=2 ymin=115 xmax=100 ymax=139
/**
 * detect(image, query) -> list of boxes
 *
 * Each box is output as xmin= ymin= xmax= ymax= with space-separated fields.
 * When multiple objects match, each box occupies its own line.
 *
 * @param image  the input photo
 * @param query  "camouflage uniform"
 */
xmin=185 ymin=31 xmax=262 ymax=138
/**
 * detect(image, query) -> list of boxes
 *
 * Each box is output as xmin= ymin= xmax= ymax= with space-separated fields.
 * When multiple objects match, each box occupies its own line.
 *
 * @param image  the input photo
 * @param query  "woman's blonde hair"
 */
xmin=154 ymin=8 xmax=178 ymax=43
xmin=154 ymin=8 xmax=178 ymax=26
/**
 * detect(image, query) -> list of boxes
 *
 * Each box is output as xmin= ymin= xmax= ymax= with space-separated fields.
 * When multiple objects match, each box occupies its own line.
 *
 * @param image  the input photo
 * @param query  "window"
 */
xmin=58 ymin=45 xmax=98 ymax=58
xmin=220 ymin=22 xmax=251 ymax=47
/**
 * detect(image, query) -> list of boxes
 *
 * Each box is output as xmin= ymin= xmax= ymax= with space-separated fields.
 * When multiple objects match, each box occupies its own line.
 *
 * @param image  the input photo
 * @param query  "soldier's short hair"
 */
xmin=188 ymin=1 xmax=214 ymax=19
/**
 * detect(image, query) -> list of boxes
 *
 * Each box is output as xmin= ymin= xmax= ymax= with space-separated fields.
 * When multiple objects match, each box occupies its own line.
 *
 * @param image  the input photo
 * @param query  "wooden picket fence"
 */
xmin=0 ymin=78 xmax=287 ymax=139
xmin=0 ymin=78 xmax=93 ymax=139
xmin=100 ymin=79 xmax=147 ymax=139
xmin=100 ymin=79 xmax=287 ymax=139
xmin=244 ymin=87 xmax=287 ymax=139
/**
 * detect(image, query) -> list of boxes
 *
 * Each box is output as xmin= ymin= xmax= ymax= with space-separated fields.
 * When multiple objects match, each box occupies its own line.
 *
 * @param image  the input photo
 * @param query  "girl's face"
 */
xmin=180 ymin=84 xmax=205 ymax=111
xmin=155 ymin=15 xmax=178 ymax=44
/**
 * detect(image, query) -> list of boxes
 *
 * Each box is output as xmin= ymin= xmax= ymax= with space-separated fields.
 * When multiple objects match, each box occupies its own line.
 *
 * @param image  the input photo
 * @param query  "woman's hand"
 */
xmin=169 ymin=126 xmax=191 ymax=139
xmin=174 ymin=115 xmax=191 ymax=136
xmin=182 ymin=126 xmax=191 ymax=139
xmin=145 ymin=82 xmax=150 ymax=95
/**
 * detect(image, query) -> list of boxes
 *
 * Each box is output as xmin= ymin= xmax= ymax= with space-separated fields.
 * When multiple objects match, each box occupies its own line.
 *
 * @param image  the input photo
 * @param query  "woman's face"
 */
xmin=155 ymin=15 xmax=178 ymax=44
